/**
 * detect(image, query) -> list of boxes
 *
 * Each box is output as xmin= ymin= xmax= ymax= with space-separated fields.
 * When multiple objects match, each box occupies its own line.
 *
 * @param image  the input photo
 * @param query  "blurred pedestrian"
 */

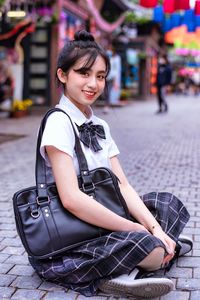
xmin=156 ymin=54 xmax=172 ymax=114
xmin=0 ymin=59 xmax=14 ymax=112
xmin=103 ymin=45 xmax=121 ymax=114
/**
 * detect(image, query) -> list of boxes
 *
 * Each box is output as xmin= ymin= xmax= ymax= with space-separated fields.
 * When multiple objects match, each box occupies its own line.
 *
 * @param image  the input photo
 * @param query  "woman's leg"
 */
xmin=137 ymin=246 xmax=165 ymax=271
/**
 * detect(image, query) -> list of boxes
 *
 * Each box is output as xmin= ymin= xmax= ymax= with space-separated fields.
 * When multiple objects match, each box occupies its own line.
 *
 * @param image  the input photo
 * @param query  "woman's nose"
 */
xmin=87 ymin=76 xmax=97 ymax=88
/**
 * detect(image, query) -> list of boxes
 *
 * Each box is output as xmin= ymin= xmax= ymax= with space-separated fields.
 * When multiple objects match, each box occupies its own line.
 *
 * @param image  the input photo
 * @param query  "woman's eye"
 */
xmin=79 ymin=71 xmax=89 ymax=77
xmin=98 ymin=75 xmax=105 ymax=80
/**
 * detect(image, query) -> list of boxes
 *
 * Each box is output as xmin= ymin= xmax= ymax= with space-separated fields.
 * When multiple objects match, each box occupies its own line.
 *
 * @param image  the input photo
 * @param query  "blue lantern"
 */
xmin=162 ymin=17 xmax=172 ymax=32
xmin=153 ymin=5 xmax=164 ymax=23
xmin=171 ymin=13 xmax=181 ymax=28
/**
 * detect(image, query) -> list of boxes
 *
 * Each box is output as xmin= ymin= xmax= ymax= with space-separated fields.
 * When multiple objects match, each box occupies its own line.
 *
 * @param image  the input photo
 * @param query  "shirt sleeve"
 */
xmin=101 ymin=120 xmax=120 ymax=158
xmin=40 ymin=112 xmax=75 ymax=166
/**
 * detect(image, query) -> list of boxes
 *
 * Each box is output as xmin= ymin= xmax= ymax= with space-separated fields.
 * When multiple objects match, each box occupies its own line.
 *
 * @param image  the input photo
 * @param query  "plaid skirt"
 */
xmin=29 ymin=192 xmax=190 ymax=296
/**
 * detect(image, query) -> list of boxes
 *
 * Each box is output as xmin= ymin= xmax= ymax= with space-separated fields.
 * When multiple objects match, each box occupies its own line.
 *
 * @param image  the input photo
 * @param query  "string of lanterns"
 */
xmin=139 ymin=0 xmax=200 ymax=14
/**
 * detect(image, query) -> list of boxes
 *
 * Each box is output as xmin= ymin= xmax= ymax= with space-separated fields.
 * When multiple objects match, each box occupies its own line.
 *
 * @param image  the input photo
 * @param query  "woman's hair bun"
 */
xmin=74 ymin=30 xmax=95 ymax=42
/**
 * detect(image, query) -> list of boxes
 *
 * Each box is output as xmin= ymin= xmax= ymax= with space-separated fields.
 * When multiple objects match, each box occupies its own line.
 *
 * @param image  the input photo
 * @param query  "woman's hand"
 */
xmin=152 ymin=226 xmax=176 ymax=267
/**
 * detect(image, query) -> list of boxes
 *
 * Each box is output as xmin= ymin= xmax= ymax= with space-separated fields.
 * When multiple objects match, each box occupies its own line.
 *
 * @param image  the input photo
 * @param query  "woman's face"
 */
xmin=57 ymin=55 xmax=106 ymax=113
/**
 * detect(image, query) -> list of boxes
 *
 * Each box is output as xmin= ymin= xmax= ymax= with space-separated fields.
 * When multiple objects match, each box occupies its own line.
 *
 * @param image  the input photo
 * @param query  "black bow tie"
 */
xmin=76 ymin=121 xmax=106 ymax=152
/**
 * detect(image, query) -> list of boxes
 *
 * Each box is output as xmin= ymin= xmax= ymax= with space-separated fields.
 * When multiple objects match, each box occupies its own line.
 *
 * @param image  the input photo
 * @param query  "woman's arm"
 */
xmin=110 ymin=156 xmax=176 ymax=257
xmin=46 ymin=146 xmax=147 ymax=233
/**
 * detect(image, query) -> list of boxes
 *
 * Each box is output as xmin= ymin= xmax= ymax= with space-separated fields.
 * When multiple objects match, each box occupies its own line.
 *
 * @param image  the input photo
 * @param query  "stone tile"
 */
xmin=0 ymin=218 xmax=15 ymax=224
xmin=157 ymin=291 xmax=190 ymax=300
xmin=177 ymin=278 xmax=200 ymax=290
xmin=1 ymin=238 xmax=22 ymax=247
xmin=193 ymin=268 xmax=200 ymax=278
xmin=43 ymin=291 xmax=75 ymax=299
xmin=8 ymin=265 xmax=35 ymax=276
xmin=1 ymin=246 xmax=24 ymax=255
xmin=0 ymin=274 xmax=16 ymax=287
xmin=10 ymin=289 xmax=46 ymax=300
xmin=0 ymin=263 xmax=14 ymax=274
xmin=190 ymin=291 xmax=200 ymax=300
xmin=192 ymin=249 xmax=200 ymax=256
xmin=0 ymin=224 xmax=16 ymax=230
xmin=178 ymin=257 xmax=200 ymax=268
xmin=0 ymin=254 xmax=10 ymax=263
xmin=0 ymin=231 xmax=17 ymax=238
xmin=4 ymin=255 xmax=29 ymax=265
xmin=11 ymin=275 xmax=42 ymax=289
xmin=0 ymin=244 xmax=6 ymax=251
xmin=0 ymin=287 xmax=16 ymax=299
xmin=39 ymin=281 xmax=66 ymax=292
xmin=166 ymin=267 xmax=192 ymax=278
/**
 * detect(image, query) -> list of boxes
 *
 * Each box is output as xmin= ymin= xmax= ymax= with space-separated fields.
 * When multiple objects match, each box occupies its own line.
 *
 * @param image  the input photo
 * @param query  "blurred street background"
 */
xmin=1 ymin=0 xmax=200 ymax=299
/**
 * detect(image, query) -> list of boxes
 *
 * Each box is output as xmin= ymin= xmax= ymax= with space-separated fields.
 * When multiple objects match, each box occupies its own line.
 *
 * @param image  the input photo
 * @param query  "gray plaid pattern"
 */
xmin=29 ymin=192 xmax=189 ymax=296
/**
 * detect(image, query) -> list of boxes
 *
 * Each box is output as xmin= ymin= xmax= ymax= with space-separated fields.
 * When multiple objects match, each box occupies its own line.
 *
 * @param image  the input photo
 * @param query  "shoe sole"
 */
xmin=99 ymin=278 xmax=174 ymax=299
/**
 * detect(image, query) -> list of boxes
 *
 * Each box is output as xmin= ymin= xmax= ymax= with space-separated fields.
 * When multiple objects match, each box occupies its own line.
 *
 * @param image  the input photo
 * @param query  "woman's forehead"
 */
xmin=73 ymin=54 xmax=106 ymax=71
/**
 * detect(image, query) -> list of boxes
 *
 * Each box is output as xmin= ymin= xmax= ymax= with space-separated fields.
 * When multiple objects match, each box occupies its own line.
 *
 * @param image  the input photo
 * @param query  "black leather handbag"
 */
xmin=13 ymin=108 xmax=130 ymax=259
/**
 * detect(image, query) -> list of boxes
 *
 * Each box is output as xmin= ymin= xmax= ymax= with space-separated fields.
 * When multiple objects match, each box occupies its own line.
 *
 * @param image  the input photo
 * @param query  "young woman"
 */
xmin=29 ymin=30 xmax=192 ymax=299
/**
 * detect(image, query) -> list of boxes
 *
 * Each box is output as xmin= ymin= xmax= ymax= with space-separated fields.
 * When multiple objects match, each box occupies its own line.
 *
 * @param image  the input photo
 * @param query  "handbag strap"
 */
xmin=36 ymin=108 xmax=95 ymax=200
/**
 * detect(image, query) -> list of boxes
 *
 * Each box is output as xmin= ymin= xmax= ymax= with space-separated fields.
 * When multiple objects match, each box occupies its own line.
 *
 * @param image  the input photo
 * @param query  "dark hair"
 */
xmin=56 ymin=30 xmax=110 ymax=89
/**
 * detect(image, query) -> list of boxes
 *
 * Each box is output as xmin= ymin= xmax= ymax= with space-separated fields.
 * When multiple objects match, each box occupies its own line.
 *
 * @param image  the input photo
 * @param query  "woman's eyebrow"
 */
xmin=97 ymin=70 xmax=107 ymax=74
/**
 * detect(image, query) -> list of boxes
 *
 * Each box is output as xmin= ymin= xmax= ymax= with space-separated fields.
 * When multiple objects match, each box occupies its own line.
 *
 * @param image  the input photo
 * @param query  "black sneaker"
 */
xmin=99 ymin=268 xmax=174 ymax=299
xmin=165 ymin=234 xmax=193 ymax=272
xmin=178 ymin=234 xmax=193 ymax=256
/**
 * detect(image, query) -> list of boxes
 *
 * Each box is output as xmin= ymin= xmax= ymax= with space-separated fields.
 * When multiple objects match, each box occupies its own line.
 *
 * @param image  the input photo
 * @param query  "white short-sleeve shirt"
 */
xmin=40 ymin=95 xmax=120 ymax=182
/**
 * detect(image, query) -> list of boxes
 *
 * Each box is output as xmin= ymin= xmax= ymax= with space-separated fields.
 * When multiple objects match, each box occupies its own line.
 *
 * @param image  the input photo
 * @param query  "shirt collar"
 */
xmin=56 ymin=94 xmax=93 ymax=126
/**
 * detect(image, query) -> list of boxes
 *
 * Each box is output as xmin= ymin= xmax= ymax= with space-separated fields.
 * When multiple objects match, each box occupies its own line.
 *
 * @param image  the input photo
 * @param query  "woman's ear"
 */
xmin=57 ymin=68 xmax=67 ymax=84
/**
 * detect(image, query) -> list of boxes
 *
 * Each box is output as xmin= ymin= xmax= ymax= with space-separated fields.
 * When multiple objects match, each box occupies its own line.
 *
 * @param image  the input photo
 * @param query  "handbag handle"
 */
xmin=36 ymin=108 xmax=94 ymax=199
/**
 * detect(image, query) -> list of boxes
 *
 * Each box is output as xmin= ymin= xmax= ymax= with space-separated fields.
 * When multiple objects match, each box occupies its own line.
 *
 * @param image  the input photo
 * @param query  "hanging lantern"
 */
xmin=163 ymin=0 xmax=175 ymax=14
xmin=162 ymin=17 xmax=172 ymax=32
xmin=171 ymin=13 xmax=181 ymax=28
xmin=195 ymin=15 xmax=200 ymax=28
xmin=182 ymin=9 xmax=194 ymax=24
xmin=181 ymin=9 xmax=195 ymax=32
xmin=195 ymin=1 xmax=200 ymax=15
xmin=175 ymin=0 xmax=190 ymax=11
xmin=153 ymin=5 xmax=164 ymax=22
xmin=140 ymin=0 xmax=158 ymax=8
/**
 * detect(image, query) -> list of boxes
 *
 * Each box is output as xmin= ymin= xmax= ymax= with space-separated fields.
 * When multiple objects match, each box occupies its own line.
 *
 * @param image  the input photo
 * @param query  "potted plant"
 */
xmin=11 ymin=99 xmax=33 ymax=118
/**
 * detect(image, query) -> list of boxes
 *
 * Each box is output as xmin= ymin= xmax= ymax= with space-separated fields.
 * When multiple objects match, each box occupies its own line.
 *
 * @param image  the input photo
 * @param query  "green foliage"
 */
xmin=0 ymin=0 xmax=6 ymax=7
xmin=125 ymin=11 xmax=151 ymax=24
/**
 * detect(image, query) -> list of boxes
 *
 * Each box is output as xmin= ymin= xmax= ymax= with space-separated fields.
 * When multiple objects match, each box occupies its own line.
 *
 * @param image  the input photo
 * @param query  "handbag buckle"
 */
xmin=82 ymin=183 xmax=95 ymax=193
xmin=31 ymin=210 xmax=40 ymax=219
xmin=36 ymin=196 xmax=50 ymax=205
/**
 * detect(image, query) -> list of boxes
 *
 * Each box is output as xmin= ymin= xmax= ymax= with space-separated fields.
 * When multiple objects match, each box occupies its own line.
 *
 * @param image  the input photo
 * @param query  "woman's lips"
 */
xmin=83 ymin=90 xmax=96 ymax=99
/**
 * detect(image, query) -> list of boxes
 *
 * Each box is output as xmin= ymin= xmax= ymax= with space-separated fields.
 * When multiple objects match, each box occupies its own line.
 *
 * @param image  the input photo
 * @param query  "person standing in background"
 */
xmin=0 ymin=59 xmax=14 ymax=112
xmin=103 ymin=45 xmax=121 ymax=113
xmin=156 ymin=54 xmax=172 ymax=114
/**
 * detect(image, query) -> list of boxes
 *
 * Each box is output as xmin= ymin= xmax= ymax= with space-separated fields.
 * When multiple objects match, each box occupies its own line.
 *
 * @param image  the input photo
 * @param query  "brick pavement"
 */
xmin=0 ymin=95 xmax=199 ymax=299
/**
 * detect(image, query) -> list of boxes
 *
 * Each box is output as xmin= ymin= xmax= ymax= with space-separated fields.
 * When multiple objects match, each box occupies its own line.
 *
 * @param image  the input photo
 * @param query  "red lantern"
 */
xmin=175 ymin=0 xmax=190 ymax=10
xmin=140 ymin=0 xmax=158 ymax=8
xmin=163 ymin=0 xmax=175 ymax=14
xmin=195 ymin=1 xmax=200 ymax=15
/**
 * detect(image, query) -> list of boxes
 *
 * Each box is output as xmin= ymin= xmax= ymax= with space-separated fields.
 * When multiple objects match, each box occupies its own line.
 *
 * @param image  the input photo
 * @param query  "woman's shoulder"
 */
xmin=44 ymin=110 xmax=73 ymax=130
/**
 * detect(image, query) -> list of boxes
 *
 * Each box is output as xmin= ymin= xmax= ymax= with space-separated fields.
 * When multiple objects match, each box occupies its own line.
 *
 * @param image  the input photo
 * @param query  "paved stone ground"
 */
xmin=0 ymin=95 xmax=200 ymax=300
